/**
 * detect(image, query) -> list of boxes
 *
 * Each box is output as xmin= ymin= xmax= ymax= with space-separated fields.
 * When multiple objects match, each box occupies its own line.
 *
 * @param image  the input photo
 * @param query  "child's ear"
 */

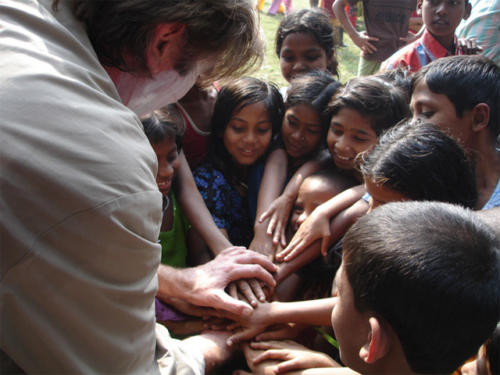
xmin=471 ymin=103 xmax=490 ymax=133
xmin=359 ymin=317 xmax=390 ymax=364
xmin=463 ymin=2 xmax=472 ymax=20
xmin=146 ymin=23 xmax=186 ymax=75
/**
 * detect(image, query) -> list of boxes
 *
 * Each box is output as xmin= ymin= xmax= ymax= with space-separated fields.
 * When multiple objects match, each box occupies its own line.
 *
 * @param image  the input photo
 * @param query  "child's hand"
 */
xmin=458 ymin=37 xmax=483 ymax=55
xmin=254 ymin=323 xmax=306 ymax=342
xmin=259 ymin=194 xmax=295 ymax=247
xmin=227 ymin=279 xmax=271 ymax=308
xmin=276 ymin=206 xmax=332 ymax=262
xmin=225 ymin=302 xmax=274 ymax=346
xmin=353 ymin=31 xmax=378 ymax=55
xmin=247 ymin=340 xmax=340 ymax=374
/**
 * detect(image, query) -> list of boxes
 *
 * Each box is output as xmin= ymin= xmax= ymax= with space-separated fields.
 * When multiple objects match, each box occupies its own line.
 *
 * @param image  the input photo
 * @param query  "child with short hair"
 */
xmin=381 ymin=0 xmax=472 ymax=72
xmin=332 ymin=201 xmax=500 ymax=375
xmin=410 ymin=55 xmax=500 ymax=209
xmin=275 ymin=8 xmax=339 ymax=84
xmin=241 ymin=201 xmax=500 ymax=375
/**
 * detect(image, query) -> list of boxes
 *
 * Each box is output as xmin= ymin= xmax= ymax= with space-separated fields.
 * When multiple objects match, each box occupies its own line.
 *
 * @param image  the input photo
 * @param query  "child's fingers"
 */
xmin=252 ymin=349 xmax=289 ymax=364
xmin=320 ymin=234 xmax=332 ymax=258
xmin=227 ymin=282 xmax=238 ymax=299
xmin=237 ymin=280 xmax=258 ymax=307
xmin=255 ymin=328 xmax=290 ymax=341
xmin=272 ymin=220 xmax=283 ymax=245
xmin=227 ymin=327 xmax=260 ymax=346
xmin=266 ymin=214 xmax=278 ymax=236
xmin=248 ymin=278 xmax=267 ymax=303
xmin=249 ymin=341 xmax=278 ymax=350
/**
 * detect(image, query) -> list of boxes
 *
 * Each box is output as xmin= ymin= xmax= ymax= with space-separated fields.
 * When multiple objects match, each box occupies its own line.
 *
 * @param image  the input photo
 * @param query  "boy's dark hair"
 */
xmin=209 ymin=76 xmax=284 ymax=178
xmin=275 ymin=8 xmax=338 ymax=77
xmin=342 ymin=201 xmax=500 ymax=374
xmin=326 ymin=76 xmax=409 ymax=136
xmin=141 ymin=105 xmax=185 ymax=149
xmin=308 ymin=168 xmax=358 ymax=195
xmin=411 ymin=55 xmax=500 ymax=138
xmin=361 ymin=119 xmax=477 ymax=208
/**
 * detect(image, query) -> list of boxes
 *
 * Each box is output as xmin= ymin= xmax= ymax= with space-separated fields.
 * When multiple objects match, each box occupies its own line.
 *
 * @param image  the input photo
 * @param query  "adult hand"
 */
xmin=276 ymin=206 xmax=332 ymax=262
xmin=247 ymin=340 xmax=339 ymax=374
xmin=160 ymin=247 xmax=277 ymax=317
xmin=259 ymin=194 xmax=295 ymax=247
xmin=353 ymin=31 xmax=378 ymax=54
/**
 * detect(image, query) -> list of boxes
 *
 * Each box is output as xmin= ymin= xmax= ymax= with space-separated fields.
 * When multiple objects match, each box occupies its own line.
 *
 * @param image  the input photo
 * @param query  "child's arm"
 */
xmin=277 ymin=185 xmax=365 ymax=262
xmin=227 ymin=297 xmax=337 ymax=345
xmin=175 ymin=151 xmax=231 ymax=255
xmin=258 ymin=159 xmax=324 ymax=247
xmin=333 ymin=0 xmax=379 ymax=55
xmin=242 ymin=340 xmax=344 ymax=375
xmin=250 ymin=148 xmax=288 ymax=259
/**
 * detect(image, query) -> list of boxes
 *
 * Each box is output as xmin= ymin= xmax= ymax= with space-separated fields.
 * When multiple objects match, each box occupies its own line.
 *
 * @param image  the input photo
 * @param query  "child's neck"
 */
xmin=430 ymin=31 xmax=456 ymax=53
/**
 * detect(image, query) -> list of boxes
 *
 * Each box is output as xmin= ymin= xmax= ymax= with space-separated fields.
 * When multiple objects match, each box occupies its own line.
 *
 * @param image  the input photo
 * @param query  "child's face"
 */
xmin=365 ymin=179 xmax=408 ymax=213
xmin=419 ymin=0 xmax=470 ymax=45
xmin=281 ymin=104 xmax=322 ymax=160
xmin=411 ymin=80 xmax=473 ymax=147
xmin=152 ymin=136 xmax=181 ymax=196
xmin=331 ymin=265 xmax=370 ymax=373
xmin=290 ymin=178 xmax=336 ymax=232
xmin=223 ymin=101 xmax=273 ymax=166
xmin=279 ymin=32 xmax=331 ymax=83
xmin=327 ymin=108 xmax=377 ymax=171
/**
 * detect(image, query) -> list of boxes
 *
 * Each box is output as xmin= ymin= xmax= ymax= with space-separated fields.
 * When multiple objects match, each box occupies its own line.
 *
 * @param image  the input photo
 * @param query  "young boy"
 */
xmin=410 ymin=55 xmax=500 ymax=209
xmin=241 ymin=201 xmax=500 ymax=375
xmin=381 ymin=0 xmax=471 ymax=72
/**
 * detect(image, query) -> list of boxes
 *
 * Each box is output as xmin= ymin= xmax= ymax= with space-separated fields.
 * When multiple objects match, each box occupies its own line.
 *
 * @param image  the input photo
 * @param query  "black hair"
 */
xmin=208 ymin=76 xmax=284 ymax=181
xmin=411 ymin=55 xmax=500 ymax=138
xmin=361 ymin=119 xmax=478 ymax=208
xmin=343 ymin=201 xmax=500 ymax=374
xmin=276 ymin=8 xmax=338 ymax=77
xmin=141 ymin=105 xmax=185 ymax=149
xmin=326 ymin=76 xmax=409 ymax=136
xmin=286 ymin=69 xmax=342 ymax=142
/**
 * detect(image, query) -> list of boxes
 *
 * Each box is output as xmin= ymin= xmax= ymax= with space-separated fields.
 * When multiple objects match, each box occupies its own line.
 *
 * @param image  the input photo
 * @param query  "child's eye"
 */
xmin=257 ymin=127 xmax=271 ymax=135
xmin=230 ymin=125 xmax=244 ymax=133
xmin=287 ymin=119 xmax=298 ymax=128
xmin=331 ymin=128 xmax=343 ymax=136
xmin=307 ymin=128 xmax=322 ymax=135
xmin=293 ymin=205 xmax=304 ymax=214
xmin=305 ymin=54 xmax=322 ymax=62
xmin=281 ymin=55 xmax=295 ymax=63
xmin=421 ymin=111 xmax=434 ymax=119
xmin=353 ymin=136 xmax=369 ymax=143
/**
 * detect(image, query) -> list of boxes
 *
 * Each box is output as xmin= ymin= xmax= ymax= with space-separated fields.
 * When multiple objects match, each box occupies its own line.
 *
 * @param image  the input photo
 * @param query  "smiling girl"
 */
xmin=276 ymin=8 xmax=338 ymax=84
xmin=192 ymin=77 xmax=284 ymax=248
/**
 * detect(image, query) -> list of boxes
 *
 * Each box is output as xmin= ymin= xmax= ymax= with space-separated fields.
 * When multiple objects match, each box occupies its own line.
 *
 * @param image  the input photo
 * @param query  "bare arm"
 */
xmin=175 ymin=151 xmax=231 ymax=255
xmin=226 ymin=297 xmax=337 ymax=345
xmin=259 ymin=158 xmax=323 ymax=247
xmin=333 ymin=0 xmax=379 ymax=54
xmin=250 ymin=149 xmax=288 ymax=258
xmin=277 ymin=185 xmax=365 ymax=261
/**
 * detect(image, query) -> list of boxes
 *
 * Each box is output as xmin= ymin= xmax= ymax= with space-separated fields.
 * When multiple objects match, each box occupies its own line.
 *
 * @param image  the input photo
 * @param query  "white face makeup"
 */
xmin=115 ymin=58 xmax=214 ymax=116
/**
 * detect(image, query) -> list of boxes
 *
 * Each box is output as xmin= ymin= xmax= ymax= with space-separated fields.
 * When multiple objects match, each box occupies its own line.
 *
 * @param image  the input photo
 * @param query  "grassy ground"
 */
xmin=252 ymin=0 xmax=361 ymax=86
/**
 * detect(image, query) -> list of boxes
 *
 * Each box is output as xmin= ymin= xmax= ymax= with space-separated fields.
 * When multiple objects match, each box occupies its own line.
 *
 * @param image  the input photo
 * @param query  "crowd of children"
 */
xmin=140 ymin=4 xmax=500 ymax=375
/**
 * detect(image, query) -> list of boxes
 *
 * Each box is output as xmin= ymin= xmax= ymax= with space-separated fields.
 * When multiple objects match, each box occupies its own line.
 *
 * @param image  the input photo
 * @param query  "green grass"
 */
xmin=252 ymin=0 xmax=361 ymax=86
